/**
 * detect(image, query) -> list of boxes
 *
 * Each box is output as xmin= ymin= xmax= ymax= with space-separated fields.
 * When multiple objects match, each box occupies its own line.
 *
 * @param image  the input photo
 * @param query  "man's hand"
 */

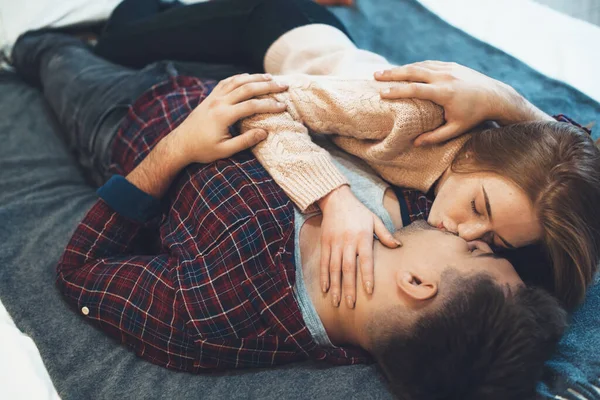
xmin=127 ymin=73 xmax=288 ymax=199
xmin=374 ymin=61 xmax=553 ymax=146
xmin=317 ymin=185 xmax=400 ymax=309
xmin=175 ymin=73 xmax=288 ymax=165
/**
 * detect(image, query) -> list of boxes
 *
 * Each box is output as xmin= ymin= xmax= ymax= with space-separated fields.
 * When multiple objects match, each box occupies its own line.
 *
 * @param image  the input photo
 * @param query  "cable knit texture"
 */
xmin=244 ymin=24 xmax=469 ymax=212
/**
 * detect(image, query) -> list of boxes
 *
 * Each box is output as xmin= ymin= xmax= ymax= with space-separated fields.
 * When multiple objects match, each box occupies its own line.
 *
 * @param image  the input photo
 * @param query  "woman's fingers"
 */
xmin=342 ymin=245 xmax=357 ymax=309
xmin=320 ymin=243 xmax=332 ymax=293
xmin=373 ymin=216 xmax=401 ymax=248
xmin=357 ymin=237 xmax=374 ymax=295
xmin=227 ymin=80 xmax=288 ymax=104
xmin=374 ymin=65 xmax=436 ymax=83
xmin=328 ymin=245 xmax=343 ymax=307
xmin=230 ymin=98 xmax=286 ymax=122
xmin=380 ymin=82 xmax=440 ymax=102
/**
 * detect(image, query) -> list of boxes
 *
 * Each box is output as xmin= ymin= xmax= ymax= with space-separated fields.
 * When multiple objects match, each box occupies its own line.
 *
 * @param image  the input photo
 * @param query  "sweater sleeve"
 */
xmin=264 ymin=24 xmax=392 ymax=77
xmin=243 ymin=104 xmax=349 ymax=213
xmin=244 ymin=24 xmax=437 ymax=212
xmin=242 ymin=24 xmax=393 ymax=212
xmin=241 ymin=76 xmax=443 ymax=211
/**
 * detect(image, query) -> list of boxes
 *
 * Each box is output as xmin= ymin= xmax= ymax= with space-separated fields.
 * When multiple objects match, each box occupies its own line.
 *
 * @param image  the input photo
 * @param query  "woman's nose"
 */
xmin=457 ymin=221 xmax=489 ymax=242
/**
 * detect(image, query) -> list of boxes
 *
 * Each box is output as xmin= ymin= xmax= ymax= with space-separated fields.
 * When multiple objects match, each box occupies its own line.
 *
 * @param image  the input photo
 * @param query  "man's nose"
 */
xmin=457 ymin=221 xmax=489 ymax=242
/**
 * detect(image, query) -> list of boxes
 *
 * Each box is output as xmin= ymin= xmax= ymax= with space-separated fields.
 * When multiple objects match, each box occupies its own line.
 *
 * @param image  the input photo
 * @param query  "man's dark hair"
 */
xmin=370 ymin=272 xmax=567 ymax=400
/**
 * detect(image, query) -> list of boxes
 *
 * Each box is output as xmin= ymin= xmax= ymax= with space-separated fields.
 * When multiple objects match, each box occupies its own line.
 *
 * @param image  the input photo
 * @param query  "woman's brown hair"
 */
xmin=452 ymin=121 xmax=600 ymax=310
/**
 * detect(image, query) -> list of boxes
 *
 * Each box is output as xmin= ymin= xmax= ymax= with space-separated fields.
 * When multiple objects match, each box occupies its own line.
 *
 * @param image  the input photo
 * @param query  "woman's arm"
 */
xmin=246 ymin=104 xmax=400 ymax=308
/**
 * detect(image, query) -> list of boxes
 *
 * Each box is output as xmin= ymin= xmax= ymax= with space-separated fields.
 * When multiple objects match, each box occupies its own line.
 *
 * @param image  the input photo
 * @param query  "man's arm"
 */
xmin=376 ymin=61 xmax=587 ymax=146
xmin=60 ymin=72 xmax=286 ymax=270
xmin=491 ymin=82 xmax=554 ymax=126
xmin=56 ymin=73 xmax=290 ymax=368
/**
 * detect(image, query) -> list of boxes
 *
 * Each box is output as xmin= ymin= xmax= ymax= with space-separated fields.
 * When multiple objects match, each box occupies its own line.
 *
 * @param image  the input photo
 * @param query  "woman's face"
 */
xmin=428 ymin=170 xmax=543 ymax=250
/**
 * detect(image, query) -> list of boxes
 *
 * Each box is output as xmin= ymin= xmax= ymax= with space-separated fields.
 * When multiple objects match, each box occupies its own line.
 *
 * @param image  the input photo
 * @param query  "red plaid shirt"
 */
xmin=56 ymin=76 xmax=377 ymax=372
xmin=56 ymin=75 xmax=584 ymax=373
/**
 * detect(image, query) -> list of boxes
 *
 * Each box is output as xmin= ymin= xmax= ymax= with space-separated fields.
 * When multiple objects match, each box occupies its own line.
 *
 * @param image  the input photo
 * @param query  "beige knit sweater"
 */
xmin=241 ymin=24 xmax=469 ymax=212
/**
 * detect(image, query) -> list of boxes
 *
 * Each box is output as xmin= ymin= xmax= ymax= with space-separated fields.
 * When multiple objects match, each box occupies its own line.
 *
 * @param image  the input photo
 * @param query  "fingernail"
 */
xmin=256 ymin=130 xmax=267 ymax=140
xmin=277 ymin=102 xmax=286 ymax=107
xmin=322 ymin=281 xmax=328 ymax=293
xmin=332 ymin=294 xmax=340 ymax=307
xmin=263 ymin=73 xmax=272 ymax=79
xmin=277 ymin=82 xmax=288 ymax=88
xmin=374 ymin=70 xmax=384 ymax=77
xmin=381 ymin=88 xmax=390 ymax=95
xmin=346 ymin=295 xmax=355 ymax=308
xmin=365 ymin=281 xmax=373 ymax=294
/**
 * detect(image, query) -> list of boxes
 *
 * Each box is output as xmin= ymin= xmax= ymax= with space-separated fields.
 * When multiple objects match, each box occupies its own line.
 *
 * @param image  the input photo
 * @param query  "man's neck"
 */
xmin=297 ymin=187 xmax=403 ymax=349
xmin=298 ymin=216 xmax=366 ymax=348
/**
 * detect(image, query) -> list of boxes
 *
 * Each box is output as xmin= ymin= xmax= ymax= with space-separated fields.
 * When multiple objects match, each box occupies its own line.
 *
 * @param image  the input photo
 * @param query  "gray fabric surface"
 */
xmin=1 ymin=0 xmax=600 ymax=399
xmin=0 ymin=72 xmax=392 ymax=400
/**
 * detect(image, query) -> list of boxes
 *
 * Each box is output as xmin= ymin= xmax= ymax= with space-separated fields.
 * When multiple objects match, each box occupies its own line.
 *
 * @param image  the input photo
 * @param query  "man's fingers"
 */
xmin=357 ymin=239 xmax=374 ymax=295
xmin=341 ymin=245 xmax=357 ymax=309
xmin=374 ymin=65 xmax=435 ymax=83
xmin=380 ymin=82 xmax=439 ymax=102
xmin=215 ymin=73 xmax=249 ymax=92
xmin=227 ymin=80 xmax=288 ymax=104
xmin=414 ymin=122 xmax=462 ymax=147
xmin=217 ymin=129 xmax=267 ymax=158
xmin=220 ymin=73 xmax=274 ymax=94
xmin=230 ymin=99 xmax=286 ymax=123
xmin=373 ymin=216 xmax=400 ymax=248
xmin=413 ymin=60 xmax=451 ymax=71
xmin=329 ymin=246 xmax=343 ymax=307
xmin=320 ymin=244 xmax=331 ymax=293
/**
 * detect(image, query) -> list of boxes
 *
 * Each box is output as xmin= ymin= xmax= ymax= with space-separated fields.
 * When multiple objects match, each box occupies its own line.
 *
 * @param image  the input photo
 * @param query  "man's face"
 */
xmin=372 ymin=221 xmax=524 ymax=306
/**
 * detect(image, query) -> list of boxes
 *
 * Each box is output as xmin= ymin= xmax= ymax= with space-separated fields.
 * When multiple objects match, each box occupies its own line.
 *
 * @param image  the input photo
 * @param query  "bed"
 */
xmin=1 ymin=0 xmax=599 ymax=399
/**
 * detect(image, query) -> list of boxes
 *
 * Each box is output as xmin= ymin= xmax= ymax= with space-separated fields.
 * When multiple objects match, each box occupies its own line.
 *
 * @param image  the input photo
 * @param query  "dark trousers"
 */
xmin=95 ymin=0 xmax=351 ymax=70
xmin=11 ymin=0 xmax=349 ymax=185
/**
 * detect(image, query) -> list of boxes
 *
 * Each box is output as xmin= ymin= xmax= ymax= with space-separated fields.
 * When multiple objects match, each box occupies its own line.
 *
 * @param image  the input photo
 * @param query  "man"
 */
xmin=12 ymin=32 xmax=567 ymax=400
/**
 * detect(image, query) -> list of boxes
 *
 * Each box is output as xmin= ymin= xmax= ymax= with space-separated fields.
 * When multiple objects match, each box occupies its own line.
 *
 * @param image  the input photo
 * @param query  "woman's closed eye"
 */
xmin=471 ymin=199 xmax=482 ymax=216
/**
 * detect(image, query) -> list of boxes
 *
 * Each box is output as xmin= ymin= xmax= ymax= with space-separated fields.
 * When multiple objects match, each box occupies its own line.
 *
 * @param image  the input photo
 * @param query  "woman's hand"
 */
xmin=374 ymin=61 xmax=527 ymax=146
xmin=318 ymin=185 xmax=401 ymax=309
xmin=174 ymin=73 xmax=288 ymax=164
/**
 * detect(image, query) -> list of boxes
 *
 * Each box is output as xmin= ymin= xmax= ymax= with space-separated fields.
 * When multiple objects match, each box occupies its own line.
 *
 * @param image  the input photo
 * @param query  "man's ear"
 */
xmin=396 ymin=271 xmax=438 ymax=301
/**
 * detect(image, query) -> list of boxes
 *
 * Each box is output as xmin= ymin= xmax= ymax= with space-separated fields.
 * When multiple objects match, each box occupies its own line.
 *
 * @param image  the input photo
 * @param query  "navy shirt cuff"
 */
xmin=97 ymin=175 xmax=162 ymax=223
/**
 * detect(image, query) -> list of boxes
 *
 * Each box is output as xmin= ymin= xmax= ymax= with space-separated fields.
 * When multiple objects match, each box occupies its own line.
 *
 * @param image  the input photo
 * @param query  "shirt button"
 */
xmin=81 ymin=306 xmax=90 ymax=316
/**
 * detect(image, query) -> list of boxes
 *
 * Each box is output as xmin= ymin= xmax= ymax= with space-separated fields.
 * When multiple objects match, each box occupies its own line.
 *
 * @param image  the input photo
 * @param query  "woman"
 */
xmin=94 ymin=0 xmax=600 ymax=310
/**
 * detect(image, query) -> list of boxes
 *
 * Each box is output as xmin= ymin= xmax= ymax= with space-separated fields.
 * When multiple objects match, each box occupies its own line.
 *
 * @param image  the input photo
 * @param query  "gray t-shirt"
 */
xmin=292 ymin=137 xmax=396 ymax=347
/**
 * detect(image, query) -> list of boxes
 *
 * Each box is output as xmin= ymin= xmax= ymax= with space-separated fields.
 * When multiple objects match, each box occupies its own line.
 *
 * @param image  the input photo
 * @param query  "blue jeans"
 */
xmin=12 ymin=34 xmax=180 ymax=185
xmin=12 ymin=34 xmax=249 ymax=184
xmin=11 ymin=0 xmax=348 ymax=184
xmin=95 ymin=0 xmax=350 ymax=70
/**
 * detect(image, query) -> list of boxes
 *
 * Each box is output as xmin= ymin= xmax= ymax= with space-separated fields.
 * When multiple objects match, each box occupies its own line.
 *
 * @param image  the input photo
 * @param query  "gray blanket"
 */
xmin=0 ymin=0 xmax=599 ymax=399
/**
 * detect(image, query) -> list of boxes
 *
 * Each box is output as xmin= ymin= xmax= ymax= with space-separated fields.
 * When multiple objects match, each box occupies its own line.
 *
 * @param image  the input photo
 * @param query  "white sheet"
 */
xmin=0 ymin=302 xmax=61 ymax=399
xmin=0 ymin=0 xmax=598 ymax=398
xmin=419 ymin=0 xmax=600 ymax=103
